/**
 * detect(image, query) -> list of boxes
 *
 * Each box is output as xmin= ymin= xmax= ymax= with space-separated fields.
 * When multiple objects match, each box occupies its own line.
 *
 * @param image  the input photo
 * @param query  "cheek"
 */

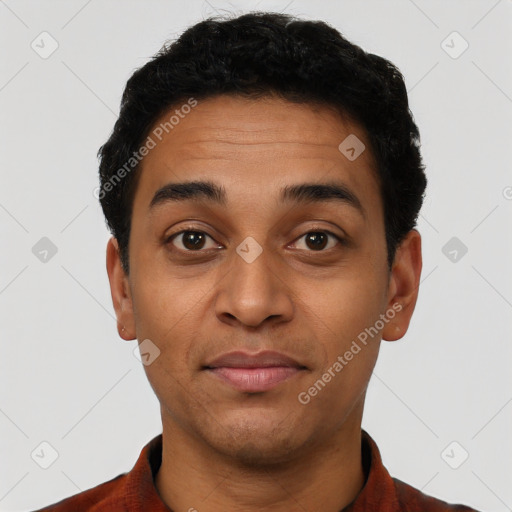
xmin=129 ymin=264 xmax=218 ymax=376
xmin=302 ymin=272 xmax=387 ymax=346
xmin=129 ymin=284 xmax=187 ymax=387
xmin=295 ymin=276 xmax=383 ymax=421
xmin=130 ymin=255 xmax=203 ymax=335
xmin=296 ymin=269 xmax=386 ymax=399
xmin=130 ymin=275 xmax=199 ymax=406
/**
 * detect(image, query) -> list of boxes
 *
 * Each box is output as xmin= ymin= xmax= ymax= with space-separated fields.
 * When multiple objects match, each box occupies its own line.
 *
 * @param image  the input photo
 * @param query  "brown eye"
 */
xmin=168 ymin=230 xmax=218 ymax=251
xmin=293 ymin=231 xmax=342 ymax=252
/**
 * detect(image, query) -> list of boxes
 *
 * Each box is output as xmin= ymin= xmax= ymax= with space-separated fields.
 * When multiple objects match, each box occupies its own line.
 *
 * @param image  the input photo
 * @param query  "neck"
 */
xmin=155 ymin=406 xmax=366 ymax=512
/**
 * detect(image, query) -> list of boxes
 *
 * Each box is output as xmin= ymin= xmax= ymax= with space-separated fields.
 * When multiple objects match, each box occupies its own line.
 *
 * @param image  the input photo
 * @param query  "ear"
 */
xmin=382 ymin=229 xmax=422 ymax=342
xmin=106 ymin=237 xmax=136 ymax=340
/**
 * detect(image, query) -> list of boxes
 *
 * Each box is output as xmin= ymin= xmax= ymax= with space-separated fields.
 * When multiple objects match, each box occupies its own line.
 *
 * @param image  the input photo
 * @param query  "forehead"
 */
xmin=132 ymin=95 xmax=381 ymax=219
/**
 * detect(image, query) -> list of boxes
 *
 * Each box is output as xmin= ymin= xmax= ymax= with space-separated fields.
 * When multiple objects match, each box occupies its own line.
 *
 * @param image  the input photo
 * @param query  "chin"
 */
xmin=206 ymin=414 xmax=310 ymax=468
xmin=227 ymin=435 xmax=302 ymax=468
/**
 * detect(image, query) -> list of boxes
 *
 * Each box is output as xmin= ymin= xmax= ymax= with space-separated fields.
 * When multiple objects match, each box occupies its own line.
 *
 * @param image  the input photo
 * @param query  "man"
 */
xmin=34 ymin=11 xmax=480 ymax=512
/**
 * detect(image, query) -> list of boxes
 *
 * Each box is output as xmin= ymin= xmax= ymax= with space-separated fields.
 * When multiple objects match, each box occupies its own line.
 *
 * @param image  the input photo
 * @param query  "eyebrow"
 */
xmin=149 ymin=179 xmax=366 ymax=218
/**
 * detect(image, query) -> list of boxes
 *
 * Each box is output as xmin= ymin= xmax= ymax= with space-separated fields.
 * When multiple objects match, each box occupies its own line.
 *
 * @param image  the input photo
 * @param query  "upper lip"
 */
xmin=203 ymin=350 xmax=305 ymax=369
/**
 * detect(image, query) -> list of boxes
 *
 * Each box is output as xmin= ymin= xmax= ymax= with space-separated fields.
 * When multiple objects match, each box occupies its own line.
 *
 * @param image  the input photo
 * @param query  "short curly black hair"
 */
xmin=97 ymin=11 xmax=426 ymax=274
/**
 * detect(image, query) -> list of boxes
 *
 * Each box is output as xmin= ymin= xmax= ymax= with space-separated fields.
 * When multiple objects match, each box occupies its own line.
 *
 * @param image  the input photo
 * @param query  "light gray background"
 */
xmin=1 ymin=1 xmax=511 ymax=511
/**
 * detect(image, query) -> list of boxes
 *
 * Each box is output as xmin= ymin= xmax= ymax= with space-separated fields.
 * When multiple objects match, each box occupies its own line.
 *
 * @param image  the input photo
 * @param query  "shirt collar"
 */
xmin=123 ymin=429 xmax=398 ymax=511
xmin=342 ymin=430 xmax=400 ymax=511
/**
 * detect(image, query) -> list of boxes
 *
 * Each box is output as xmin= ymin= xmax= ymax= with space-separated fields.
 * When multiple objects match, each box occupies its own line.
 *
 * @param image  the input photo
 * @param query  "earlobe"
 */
xmin=106 ymin=237 xmax=136 ymax=340
xmin=382 ymin=229 xmax=422 ymax=342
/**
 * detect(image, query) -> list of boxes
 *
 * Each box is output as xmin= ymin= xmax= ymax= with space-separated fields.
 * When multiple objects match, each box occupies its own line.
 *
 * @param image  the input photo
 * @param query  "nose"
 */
xmin=214 ymin=239 xmax=294 ymax=328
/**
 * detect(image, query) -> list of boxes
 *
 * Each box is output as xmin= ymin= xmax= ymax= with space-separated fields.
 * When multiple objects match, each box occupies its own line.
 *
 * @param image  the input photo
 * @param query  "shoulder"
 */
xmin=359 ymin=430 xmax=481 ymax=512
xmin=393 ymin=477 xmax=481 ymax=512
xmin=30 ymin=434 xmax=164 ymax=511
xmin=31 ymin=473 xmax=129 ymax=511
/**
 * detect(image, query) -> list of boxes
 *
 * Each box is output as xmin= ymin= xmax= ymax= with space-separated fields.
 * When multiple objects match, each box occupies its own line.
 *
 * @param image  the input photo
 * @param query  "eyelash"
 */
xmin=165 ymin=225 xmax=345 ymax=254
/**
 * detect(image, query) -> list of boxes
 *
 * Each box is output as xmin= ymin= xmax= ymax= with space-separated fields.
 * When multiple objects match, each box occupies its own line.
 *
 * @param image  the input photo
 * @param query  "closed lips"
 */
xmin=203 ymin=350 xmax=306 ymax=369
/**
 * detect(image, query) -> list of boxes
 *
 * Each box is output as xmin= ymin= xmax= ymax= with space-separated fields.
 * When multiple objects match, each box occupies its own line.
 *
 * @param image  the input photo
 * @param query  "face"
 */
xmin=107 ymin=94 xmax=421 ymax=466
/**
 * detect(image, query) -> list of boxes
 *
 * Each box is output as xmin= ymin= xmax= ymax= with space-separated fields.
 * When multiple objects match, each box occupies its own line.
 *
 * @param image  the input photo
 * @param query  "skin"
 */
xmin=106 ymin=94 xmax=422 ymax=512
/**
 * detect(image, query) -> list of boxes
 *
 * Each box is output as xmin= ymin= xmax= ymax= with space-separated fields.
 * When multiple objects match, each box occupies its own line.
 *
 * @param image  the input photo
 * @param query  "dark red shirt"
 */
xmin=33 ymin=430 xmax=480 ymax=511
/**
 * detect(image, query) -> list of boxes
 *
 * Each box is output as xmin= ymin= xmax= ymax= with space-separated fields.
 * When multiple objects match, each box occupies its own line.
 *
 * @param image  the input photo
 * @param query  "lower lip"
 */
xmin=206 ymin=367 xmax=303 ymax=392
